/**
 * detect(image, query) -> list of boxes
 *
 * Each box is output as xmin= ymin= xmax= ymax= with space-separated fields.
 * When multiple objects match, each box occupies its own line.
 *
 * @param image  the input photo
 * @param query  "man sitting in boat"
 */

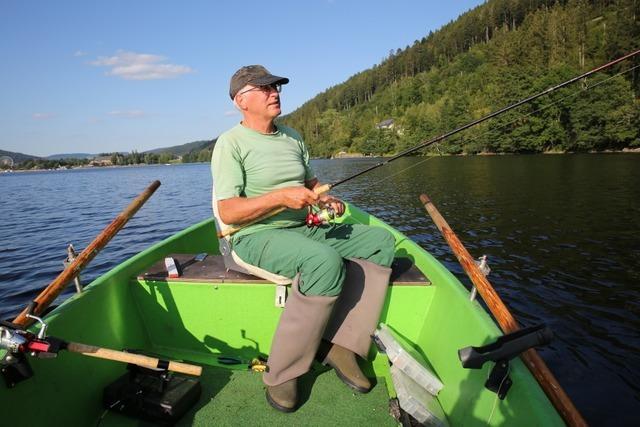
xmin=211 ymin=65 xmax=395 ymax=413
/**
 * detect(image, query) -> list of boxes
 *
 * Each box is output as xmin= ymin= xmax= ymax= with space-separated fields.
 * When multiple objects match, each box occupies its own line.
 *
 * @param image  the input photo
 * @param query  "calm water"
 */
xmin=1 ymin=155 xmax=639 ymax=424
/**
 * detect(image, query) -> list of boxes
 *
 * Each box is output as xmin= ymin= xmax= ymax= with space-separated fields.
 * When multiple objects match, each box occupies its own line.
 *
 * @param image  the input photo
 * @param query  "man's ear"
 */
xmin=234 ymin=94 xmax=248 ymax=111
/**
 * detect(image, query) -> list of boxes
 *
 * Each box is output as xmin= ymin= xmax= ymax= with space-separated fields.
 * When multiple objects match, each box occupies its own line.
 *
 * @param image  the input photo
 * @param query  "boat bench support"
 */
xmin=138 ymin=254 xmax=431 ymax=287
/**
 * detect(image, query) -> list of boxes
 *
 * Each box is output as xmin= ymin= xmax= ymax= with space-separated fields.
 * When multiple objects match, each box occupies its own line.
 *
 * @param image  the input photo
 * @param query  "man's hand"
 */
xmin=278 ymin=186 xmax=319 ymax=210
xmin=319 ymin=195 xmax=345 ymax=217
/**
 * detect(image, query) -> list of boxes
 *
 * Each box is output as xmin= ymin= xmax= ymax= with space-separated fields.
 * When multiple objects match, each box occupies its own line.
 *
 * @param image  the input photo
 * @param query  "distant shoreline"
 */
xmin=323 ymin=147 xmax=640 ymax=160
xmin=1 ymin=162 xmax=190 ymax=174
xmin=3 ymin=149 xmax=639 ymax=173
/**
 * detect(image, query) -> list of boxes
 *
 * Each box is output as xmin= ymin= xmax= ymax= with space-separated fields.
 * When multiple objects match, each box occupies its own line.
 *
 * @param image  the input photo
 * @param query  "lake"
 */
xmin=1 ymin=154 xmax=639 ymax=424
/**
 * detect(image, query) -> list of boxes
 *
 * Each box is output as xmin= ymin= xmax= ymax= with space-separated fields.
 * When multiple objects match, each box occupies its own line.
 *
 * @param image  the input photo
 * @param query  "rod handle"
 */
xmin=66 ymin=342 xmax=202 ymax=376
xmin=217 ymin=183 xmax=332 ymax=238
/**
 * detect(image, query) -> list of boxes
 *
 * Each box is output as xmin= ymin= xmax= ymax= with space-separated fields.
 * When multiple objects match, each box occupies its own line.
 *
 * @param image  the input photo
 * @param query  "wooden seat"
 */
xmin=138 ymin=254 xmax=430 ymax=286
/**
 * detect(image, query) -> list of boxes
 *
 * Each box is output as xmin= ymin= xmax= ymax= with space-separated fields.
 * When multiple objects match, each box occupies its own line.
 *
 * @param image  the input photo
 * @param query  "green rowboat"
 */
xmin=0 ymin=204 xmax=564 ymax=426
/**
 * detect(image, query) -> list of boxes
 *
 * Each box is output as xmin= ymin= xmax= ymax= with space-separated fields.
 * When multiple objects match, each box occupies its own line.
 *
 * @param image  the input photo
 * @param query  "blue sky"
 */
xmin=1 ymin=0 xmax=483 ymax=157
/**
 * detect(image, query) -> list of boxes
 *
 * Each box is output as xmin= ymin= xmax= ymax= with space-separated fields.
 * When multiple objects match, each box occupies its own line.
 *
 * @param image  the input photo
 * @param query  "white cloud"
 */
xmin=74 ymin=50 xmax=88 ymax=57
xmin=108 ymin=110 xmax=146 ymax=118
xmin=90 ymin=50 xmax=193 ymax=80
xmin=32 ymin=112 xmax=55 ymax=120
xmin=224 ymin=110 xmax=240 ymax=117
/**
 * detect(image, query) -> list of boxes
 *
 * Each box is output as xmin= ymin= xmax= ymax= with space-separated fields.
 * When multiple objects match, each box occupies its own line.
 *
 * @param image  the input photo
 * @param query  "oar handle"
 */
xmin=217 ymin=183 xmax=331 ymax=238
xmin=13 ymin=180 xmax=161 ymax=327
xmin=66 ymin=342 xmax=202 ymax=376
xmin=419 ymin=193 xmax=586 ymax=427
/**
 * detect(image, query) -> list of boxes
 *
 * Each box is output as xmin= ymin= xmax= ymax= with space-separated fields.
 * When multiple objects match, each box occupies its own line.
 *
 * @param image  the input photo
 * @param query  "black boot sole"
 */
xmin=332 ymin=365 xmax=372 ymax=394
xmin=266 ymin=389 xmax=297 ymax=413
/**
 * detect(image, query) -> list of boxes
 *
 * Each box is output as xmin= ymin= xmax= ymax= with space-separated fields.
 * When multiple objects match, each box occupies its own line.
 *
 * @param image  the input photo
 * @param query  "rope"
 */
xmin=486 ymin=363 xmax=511 ymax=426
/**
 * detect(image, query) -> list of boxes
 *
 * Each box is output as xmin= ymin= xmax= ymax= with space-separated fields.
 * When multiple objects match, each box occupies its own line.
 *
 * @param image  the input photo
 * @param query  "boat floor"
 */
xmin=100 ymin=364 xmax=395 ymax=426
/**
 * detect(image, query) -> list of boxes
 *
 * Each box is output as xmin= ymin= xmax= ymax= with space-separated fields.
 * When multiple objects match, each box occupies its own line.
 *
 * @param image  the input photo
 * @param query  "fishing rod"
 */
xmin=329 ymin=48 xmax=640 ymax=189
xmin=219 ymin=48 xmax=640 ymax=238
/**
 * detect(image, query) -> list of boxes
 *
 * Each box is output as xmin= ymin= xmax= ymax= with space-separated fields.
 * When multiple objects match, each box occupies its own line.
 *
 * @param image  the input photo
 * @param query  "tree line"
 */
xmin=4 ymin=158 xmax=90 ymax=170
xmin=109 ymin=151 xmax=177 ymax=166
xmin=282 ymin=0 xmax=640 ymax=157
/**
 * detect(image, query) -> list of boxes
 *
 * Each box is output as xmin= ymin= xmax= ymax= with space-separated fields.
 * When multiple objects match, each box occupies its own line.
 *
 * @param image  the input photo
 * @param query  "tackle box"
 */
xmin=390 ymin=365 xmax=448 ymax=426
xmin=374 ymin=323 xmax=443 ymax=396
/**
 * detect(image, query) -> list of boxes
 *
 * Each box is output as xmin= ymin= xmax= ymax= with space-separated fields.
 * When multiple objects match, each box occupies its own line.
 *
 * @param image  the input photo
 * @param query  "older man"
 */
xmin=211 ymin=65 xmax=395 ymax=412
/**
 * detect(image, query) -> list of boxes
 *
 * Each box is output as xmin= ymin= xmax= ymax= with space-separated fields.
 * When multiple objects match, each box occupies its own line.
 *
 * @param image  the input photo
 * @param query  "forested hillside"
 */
xmin=282 ymin=0 xmax=640 ymax=156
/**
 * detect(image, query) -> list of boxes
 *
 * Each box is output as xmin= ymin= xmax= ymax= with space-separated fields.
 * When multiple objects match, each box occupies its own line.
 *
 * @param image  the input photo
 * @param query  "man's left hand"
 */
xmin=318 ymin=195 xmax=345 ymax=217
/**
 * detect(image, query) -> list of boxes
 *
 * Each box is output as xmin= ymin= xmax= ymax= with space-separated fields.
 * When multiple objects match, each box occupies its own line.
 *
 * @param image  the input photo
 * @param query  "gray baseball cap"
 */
xmin=229 ymin=65 xmax=289 ymax=99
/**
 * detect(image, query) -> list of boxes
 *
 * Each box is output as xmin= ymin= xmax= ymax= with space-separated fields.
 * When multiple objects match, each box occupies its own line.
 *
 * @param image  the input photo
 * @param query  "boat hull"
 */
xmin=0 ymin=206 xmax=563 ymax=426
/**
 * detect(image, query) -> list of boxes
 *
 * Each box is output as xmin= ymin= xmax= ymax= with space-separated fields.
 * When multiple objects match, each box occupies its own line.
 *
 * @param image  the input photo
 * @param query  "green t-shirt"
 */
xmin=211 ymin=123 xmax=316 ymax=240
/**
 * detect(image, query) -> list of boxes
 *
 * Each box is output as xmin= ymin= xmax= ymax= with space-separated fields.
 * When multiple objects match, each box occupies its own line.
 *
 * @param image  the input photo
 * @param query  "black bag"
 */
xmin=103 ymin=364 xmax=201 ymax=426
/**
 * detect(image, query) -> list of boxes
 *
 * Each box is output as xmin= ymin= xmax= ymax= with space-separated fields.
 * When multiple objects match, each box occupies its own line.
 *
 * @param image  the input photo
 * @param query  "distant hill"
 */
xmin=145 ymin=140 xmax=213 ymax=156
xmin=283 ymin=0 xmax=640 ymax=156
xmin=0 ymin=149 xmax=41 ymax=164
xmin=1 ymin=138 xmax=217 ymax=167
xmin=46 ymin=153 xmax=95 ymax=160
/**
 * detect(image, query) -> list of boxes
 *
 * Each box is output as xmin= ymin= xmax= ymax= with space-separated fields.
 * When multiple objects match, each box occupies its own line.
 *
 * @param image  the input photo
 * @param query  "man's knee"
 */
xmin=369 ymin=228 xmax=396 ymax=267
xmin=299 ymin=247 xmax=345 ymax=297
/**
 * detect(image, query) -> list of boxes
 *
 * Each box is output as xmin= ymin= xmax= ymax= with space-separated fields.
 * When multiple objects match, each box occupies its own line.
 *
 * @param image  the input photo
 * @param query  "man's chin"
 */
xmin=269 ymin=105 xmax=282 ymax=116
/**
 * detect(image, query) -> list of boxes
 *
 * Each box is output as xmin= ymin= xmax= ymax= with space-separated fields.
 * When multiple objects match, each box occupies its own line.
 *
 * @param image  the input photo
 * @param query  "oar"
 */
xmin=66 ymin=342 xmax=201 ymax=376
xmin=13 ymin=180 xmax=161 ymax=327
xmin=419 ymin=194 xmax=587 ymax=427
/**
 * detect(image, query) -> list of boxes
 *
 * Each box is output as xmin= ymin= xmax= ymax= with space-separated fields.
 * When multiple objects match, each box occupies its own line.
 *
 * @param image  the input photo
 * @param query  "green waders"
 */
xmin=232 ymin=223 xmax=395 ymax=297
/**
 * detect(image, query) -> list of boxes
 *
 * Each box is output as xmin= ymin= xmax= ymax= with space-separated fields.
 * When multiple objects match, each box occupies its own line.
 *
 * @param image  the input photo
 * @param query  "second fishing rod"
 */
xmin=218 ymin=48 xmax=640 ymax=239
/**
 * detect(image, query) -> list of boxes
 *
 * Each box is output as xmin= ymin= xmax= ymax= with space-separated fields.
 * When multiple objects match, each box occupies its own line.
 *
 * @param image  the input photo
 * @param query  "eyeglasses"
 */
xmin=238 ymin=83 xmax=282 ymax=96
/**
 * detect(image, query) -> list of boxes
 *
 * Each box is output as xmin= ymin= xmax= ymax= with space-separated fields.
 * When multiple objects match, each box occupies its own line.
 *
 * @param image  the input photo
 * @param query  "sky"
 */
xmin=0 ymin=0 xmax=483 ymax=157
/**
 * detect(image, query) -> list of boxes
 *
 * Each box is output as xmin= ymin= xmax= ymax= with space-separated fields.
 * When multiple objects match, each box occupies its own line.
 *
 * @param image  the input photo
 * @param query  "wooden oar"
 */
xmin=419 ymin=194 xmax=587 ymax=427
xmin=13 ymin=180 xmax=161 ymax=327
xmin=66 ymin=342 xmax=201 ymax=376
xmin=217 ymin=183 xmax=331 ymax=238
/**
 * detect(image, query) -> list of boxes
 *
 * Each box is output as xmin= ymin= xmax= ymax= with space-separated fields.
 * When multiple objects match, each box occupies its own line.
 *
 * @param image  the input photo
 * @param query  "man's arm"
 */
xmin=217 ymin=186 xmax=319 ymax=225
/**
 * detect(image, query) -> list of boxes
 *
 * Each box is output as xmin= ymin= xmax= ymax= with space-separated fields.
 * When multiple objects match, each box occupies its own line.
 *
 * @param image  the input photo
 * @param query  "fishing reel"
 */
xmin=1 ymin=312 xmax=66 ymax=388
xmin=305 ymin=206 xmax=338 ymax=227
xmin=0 ymin=314 xmax=60 ymax=357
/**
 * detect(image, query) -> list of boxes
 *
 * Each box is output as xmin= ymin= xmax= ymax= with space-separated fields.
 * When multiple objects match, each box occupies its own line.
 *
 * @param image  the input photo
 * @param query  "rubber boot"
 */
xmin=319 ymin=340 xmax=372 ymax=393
xmin=265 ymin=378 xmax=297 ymax=413
xmin=264 ymin=276 xmax=338 ymax=412
xmin=321 ymin=258 xmax=391 ymax=391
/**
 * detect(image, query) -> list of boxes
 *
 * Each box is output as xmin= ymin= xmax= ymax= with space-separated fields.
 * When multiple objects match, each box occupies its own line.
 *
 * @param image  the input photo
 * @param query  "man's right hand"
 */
xmin=278 ymin=186 xmax=319 ymax=209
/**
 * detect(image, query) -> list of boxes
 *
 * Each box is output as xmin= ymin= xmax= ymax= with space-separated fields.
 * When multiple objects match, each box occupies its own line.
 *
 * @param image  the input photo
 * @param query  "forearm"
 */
xmin=217 ymin=192 xmax=285 ymax=225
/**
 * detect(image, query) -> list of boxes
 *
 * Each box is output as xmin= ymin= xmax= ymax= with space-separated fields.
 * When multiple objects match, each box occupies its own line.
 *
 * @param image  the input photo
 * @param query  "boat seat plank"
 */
xmin=138 ymin=254 xmax=430 ymax=286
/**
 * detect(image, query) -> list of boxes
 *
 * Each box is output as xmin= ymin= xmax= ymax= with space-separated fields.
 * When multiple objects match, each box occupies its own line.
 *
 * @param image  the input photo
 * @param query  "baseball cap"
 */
xmin=229 ymin=65 xmax=289 ymax=99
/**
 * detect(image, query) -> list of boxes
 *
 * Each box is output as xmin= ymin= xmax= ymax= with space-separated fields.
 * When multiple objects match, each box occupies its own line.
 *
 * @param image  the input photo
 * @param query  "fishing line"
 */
xmin=321 ymin=49 xmax=640 ymax=194
xmin=340 ymin=62 xmax=640 ymax=194
xmin=222 ymin=51 xmax=640 ymax=239
xmin=334 ymin=63 xmax=640 ymax=233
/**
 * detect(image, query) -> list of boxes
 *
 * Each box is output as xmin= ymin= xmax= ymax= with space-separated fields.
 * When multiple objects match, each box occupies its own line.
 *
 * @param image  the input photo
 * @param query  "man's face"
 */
xmin=237 ymin=84 xmax=282 ymax=119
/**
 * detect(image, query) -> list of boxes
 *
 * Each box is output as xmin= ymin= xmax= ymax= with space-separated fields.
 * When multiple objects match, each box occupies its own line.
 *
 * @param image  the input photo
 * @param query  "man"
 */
xmin=211 ymin=65 xmax=395 ymax=412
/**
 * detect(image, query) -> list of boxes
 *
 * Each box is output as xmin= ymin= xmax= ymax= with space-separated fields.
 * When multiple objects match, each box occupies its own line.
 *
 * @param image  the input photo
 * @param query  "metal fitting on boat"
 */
xmin=470 ymin=255 xmax=491 ymax=301
xmin=63 ymin=244 xmax=83 ymax=293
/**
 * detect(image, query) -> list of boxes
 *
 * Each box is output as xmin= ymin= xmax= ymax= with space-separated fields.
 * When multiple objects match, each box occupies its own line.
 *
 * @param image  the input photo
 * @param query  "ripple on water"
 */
xmin=1 ymin=157 xmax=639 ymax=423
